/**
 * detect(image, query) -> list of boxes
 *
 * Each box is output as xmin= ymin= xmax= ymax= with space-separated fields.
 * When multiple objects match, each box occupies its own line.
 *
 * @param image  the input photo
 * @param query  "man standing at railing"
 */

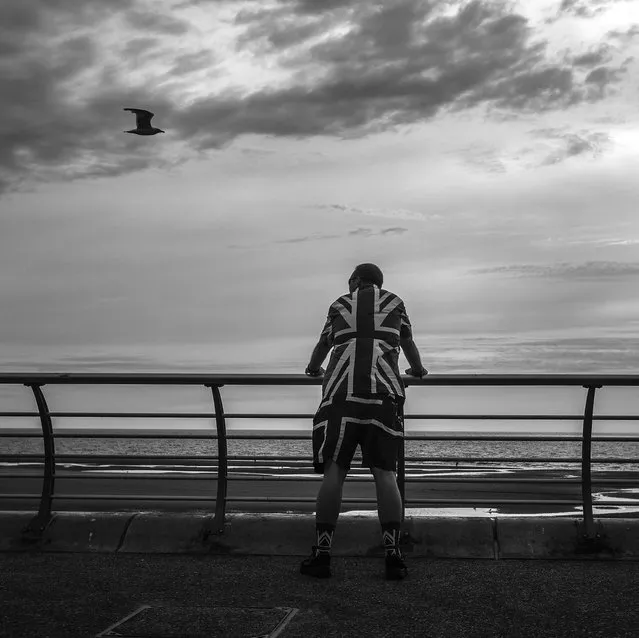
xmin=302 ymin=263 xmax=427 ymax=580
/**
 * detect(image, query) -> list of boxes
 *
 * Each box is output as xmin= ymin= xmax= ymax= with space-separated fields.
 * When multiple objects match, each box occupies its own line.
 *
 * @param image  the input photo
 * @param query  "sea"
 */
xmin=3 ymin=433 xmax=639 ymax=472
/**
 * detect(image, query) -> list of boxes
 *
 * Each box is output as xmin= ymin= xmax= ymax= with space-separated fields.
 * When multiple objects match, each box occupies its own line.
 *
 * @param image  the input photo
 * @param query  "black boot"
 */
xmin=385 ymin=551 xmax=408 ymax=580
xmin=300 ymin=546 xmax=331 ymax=578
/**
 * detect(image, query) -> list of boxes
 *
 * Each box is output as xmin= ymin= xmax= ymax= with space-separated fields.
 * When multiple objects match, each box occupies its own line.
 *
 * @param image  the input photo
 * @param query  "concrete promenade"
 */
xmin=3 ymin=511 xmax=639 ymax=558
xmin=2 ymin=512 xmax=639 ymax=637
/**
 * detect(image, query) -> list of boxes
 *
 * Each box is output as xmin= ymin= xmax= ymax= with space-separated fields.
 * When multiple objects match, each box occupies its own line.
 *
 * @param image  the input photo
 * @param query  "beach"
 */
xmin=2 ymin=459 xmax=639 ymax=517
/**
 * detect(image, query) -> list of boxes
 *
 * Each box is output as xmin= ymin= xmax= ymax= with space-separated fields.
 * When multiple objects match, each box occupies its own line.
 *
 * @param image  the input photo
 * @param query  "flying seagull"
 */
xmin=123 ymin=108 xmax=165 ymax=135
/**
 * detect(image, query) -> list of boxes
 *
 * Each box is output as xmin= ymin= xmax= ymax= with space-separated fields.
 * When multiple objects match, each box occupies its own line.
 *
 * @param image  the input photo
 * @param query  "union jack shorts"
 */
xmin=312 ymin=395 xmax=404 ymax=474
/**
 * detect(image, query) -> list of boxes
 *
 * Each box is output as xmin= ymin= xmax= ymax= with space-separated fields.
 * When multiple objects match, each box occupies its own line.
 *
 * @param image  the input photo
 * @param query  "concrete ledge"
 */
xmin=1 ymin=512 xmax=639 ymax=559
xmin=209 ymin=513 xmax=382 ymax=557
xmin=119 ymin=513 xmax=211 ymax=554
xmin=404 ymin=516 xmax=495 ymax=558
xmin=597 ymin=518 xmax=639 ymax=559
xmin=498 ymin=518 xmax=582 ymax=559
xmin=0 ymin=512 xmax=39 ymax=551
xmin=208 ymin=515 xmax=493 ymax=558
xmin=42 ymin=512 xmax=133 ymax=552
xmin=496 ymin=518 xmax=639 ymax=559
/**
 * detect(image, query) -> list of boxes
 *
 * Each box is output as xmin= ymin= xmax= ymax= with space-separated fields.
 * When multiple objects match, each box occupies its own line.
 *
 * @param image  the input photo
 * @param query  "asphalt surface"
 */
xmin=2 ymin=553 xmax=639 ymax=637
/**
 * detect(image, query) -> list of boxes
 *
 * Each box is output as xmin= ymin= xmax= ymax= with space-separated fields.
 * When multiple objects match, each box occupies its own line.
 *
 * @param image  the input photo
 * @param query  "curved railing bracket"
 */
xmin=580 ymin=384 xmax=602 ymax=539
xmin=21 ymin=384 xmax=56 ymax=541
xmin=201 ymin=384 xmax=228 ymax=540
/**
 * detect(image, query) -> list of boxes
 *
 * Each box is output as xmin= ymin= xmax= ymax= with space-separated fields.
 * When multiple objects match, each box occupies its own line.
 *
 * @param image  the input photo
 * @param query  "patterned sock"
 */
xmin=381 ymin=522 xmax=402 ymax=558
xmin=316 ymin=523 xmax=335 ymax=556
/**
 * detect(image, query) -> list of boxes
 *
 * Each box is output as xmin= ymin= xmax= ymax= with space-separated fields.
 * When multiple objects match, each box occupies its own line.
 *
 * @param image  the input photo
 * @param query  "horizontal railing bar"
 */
xmin=75 ymin=477 xmax=634 ymax=485
xmin=0 ymin=454 xmax=222 ymax=461
xmin=403 ymin=477 xmax=639 ymax=484
xmin=2 ymin=495 xmax=633 ymax=506
xmin=408 ymin=435 xmax=639 ymax=442
xmin=2 ymin=411 xmax=639 ymax=421
xmin=411 ymin=416 xmax=639 ymax=422
xmin=3 ymin=430 xmax=639 ymax=443
xmin=388 ymin=458 xmax=639 ymax=464
xmin=0 ymin=412 xmax=218 ymax=418
xmin=3 ymin=454 xmax=639 ymax=464
xmin=2 ymin=372 xmax=639 ymax=385
xmin=0 ymin=494 xmax=363 ymax=502
xmin=4 ymin=473 xmax=637 ymax=485
xmin=1 ymin=432 xmax=633 ymax=442
xmin=0 ymin=494 xmax=217 ymax=501
xmin=404 ymin=499 xmax=583 ymax=505
xmin=2 ymin=467 xmax=637 ymax=478
xmin=226 ymin=498 xmax=638 ymax=506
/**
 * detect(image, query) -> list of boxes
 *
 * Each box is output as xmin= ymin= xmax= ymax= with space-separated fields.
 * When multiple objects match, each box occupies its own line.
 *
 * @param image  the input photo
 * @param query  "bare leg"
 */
xmin=371 ymin=467 xmax=402 ymax=524
xmin=316 ymin=459 xmax=348 ymax=526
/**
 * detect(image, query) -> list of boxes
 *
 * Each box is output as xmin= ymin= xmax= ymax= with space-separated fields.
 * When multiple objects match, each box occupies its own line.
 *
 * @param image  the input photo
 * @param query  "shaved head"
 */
xmin=351 ymin=263 xmax=383 ymax=287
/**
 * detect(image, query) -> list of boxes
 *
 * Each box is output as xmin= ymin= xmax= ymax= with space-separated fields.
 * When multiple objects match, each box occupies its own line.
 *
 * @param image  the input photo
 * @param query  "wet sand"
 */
xmin=2 ymin=463 xmax=638 ymax=517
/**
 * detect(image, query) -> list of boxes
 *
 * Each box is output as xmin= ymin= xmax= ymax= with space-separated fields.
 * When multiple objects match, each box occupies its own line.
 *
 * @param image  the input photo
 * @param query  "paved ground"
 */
xmin=1 ymin=553 xmax=639 ymax=637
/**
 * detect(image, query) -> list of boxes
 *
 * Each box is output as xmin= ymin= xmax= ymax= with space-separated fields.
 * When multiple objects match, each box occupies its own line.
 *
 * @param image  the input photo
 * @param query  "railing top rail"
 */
xmin=1 ymin=373 xmax=639 ymax=386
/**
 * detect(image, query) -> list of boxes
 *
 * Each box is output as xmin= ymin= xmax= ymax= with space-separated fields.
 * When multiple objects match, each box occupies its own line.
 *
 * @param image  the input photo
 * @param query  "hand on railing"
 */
xmin=405 ymin=367 xmax=428 ymax=378
xmin=304 ymin=366 xmax=325 ymax=377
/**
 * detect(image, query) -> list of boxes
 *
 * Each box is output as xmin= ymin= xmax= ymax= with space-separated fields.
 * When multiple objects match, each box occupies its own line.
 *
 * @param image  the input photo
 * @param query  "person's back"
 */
xmin=302 ymin=263 xmax=427 ymax=581
xmin=319 ymin=281 xmax=411 ymax=405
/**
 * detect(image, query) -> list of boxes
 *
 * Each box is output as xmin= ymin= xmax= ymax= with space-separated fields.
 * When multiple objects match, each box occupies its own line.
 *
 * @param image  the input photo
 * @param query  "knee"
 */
xmin=371 ymin=467 xmax=397 ymax=485
xmin=324 ymin=460 xmax=348 ymax=484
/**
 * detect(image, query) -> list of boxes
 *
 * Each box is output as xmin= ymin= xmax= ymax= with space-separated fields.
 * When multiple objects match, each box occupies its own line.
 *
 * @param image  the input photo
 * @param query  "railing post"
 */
xmin=203 ymin=384 xmax=228 ymax=538
xmin=580 ymin=384 xmax=601 ymax=540
xmin=397 ymin=397 xmax=406 ymax=524
xmin=22 ymin=384 xmax=56 ymax=541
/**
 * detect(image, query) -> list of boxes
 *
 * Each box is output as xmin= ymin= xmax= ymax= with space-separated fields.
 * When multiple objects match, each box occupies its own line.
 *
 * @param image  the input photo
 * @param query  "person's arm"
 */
xmin=400 ymin=337 xmax=427 ymax=377
xmin=397 ymin=299 xmax=427 ymax=377
xmin=306 ymin=307 xmax=334 ymax=376
xmin=306 ymin=335 xmax=331 ymax=375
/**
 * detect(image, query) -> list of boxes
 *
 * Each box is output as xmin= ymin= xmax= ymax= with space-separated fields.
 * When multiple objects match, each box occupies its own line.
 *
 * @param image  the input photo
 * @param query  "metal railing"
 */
xmin=1 ymin=374 xmax=639 ymax=544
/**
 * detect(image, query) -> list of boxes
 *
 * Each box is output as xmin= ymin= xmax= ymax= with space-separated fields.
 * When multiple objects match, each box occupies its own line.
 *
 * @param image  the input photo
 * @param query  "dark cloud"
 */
xmin=349 ymin=228 xmax=374 ymax=237
xmin=125 ymin=10 xmax=192 ymax=35
xmin=0 ymin=0 xmax=633 ymax=196
xmin=168 ymin=1 xmax=632 ymax=150
xmin=275 ymin=233 xmax=341 ymax=243
xmin=292 ymin=0 xmax=358 ymax=15
xmin=537 ymin=129 xmax=613 ymax=166
xmin=585 ymin=65 xmax=624 ymax=87
xmin=571 ymin=45 xmax=614 ymax=68
xmin=606 ymin=25 xmax=639 ymax=43
xmin=461 ymin=127 xmax=614 ymax=172
xmin=349 ymin=227 xmax=409 ymax=236
xmin=472 ymin=261 xmax=639 ymax=279
xmin=170 ymin=50 xmax=218 ymax=75
xmin=234 ymin=9 xmax=336 ymax=51
xmin=557 ymin=0 xmax=607 ymax=19
xmin=380 ymin=227 xmax=409 ymax=235
xmin=558 ymin=0 xmax=633 ymax=20
xmin=348 ymin=226 xmax=408 ymax=237
xmin=231 ymin=224 xmax=409 ymax=248
xmin=123 ymin=37 xmax=162 ymax=59
xmin=0 ymin=0 xmax=177 ymax=197
xmin=0 ymin=0 xmax=130 ymax=35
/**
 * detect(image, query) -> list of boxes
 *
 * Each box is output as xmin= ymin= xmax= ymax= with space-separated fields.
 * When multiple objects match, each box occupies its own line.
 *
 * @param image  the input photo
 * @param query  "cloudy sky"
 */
xmin=1 ymin=0 xmax=639 ymax=380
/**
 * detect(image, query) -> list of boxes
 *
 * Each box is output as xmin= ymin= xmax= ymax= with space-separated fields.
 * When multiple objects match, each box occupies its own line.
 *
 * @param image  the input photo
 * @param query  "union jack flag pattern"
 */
xmin=318 ymin=283 xmax=413 ymax=408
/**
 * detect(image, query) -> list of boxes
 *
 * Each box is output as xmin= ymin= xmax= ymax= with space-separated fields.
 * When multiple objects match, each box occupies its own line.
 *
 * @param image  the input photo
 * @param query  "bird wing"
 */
xmin=123 ymin=108 xmax=155 ymax=129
